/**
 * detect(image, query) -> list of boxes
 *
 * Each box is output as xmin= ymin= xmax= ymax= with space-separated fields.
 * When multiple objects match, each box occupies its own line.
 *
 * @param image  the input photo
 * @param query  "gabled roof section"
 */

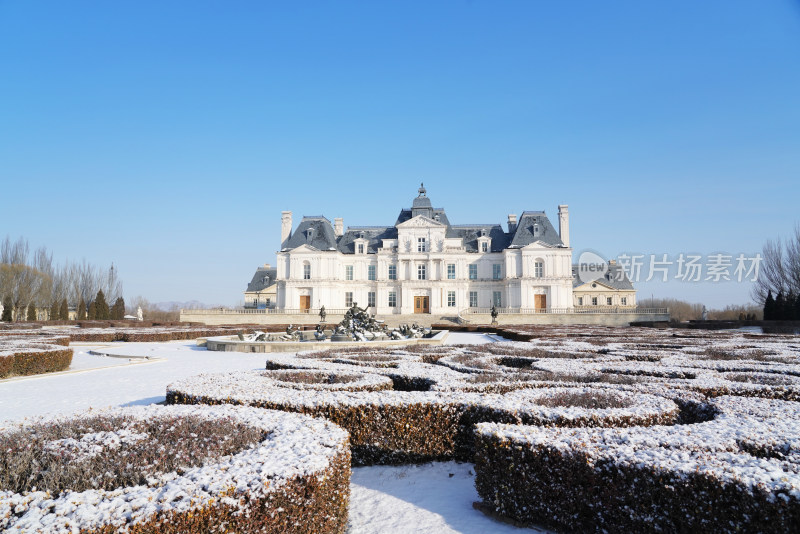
xmin=509 ymin=211 xmax=564 ymax=248
xmin=246 ymin=265 xmax=277 ymax=292
xmin=572 ymin=262 xmax=635 ymax=290
xmin=337 ymin=226 xmax=397 ymax=254
xmin=283 ymin=216 xmax=338 ymax=251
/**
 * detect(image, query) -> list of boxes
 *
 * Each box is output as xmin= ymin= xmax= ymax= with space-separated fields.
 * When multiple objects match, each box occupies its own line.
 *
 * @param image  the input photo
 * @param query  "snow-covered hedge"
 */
xmin=0 ymin=336 xmax=73 ymax=378
xmin=167 ymin=370 xmax=678 ymax=465
xmin=473 ymin=395 xmax=800 ymax=533
xmin=0 ymin=405 xmax=351 ymax=534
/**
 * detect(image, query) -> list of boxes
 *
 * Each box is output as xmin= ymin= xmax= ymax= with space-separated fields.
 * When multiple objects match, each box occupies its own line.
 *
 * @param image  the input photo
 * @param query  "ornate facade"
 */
xmin=272 ymin=185 xmax=579 ymax=316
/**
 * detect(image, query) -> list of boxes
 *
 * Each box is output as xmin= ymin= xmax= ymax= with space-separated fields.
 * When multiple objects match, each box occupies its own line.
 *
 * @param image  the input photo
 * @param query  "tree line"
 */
xmin=0 ymin=236 xmax=125 ymax=322
xmin=753 ymin=224 xmax=800 ymax=321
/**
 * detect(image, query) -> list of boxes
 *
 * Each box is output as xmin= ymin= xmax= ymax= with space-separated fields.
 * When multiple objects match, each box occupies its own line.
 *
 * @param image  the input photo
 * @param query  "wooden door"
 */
xmin=534 ymin=294 xmax=547 ymax=311
xmin=300 ymin=296 xmax=311 ymax=312
xmin=414 ymin=296 xmax=430 ymax=314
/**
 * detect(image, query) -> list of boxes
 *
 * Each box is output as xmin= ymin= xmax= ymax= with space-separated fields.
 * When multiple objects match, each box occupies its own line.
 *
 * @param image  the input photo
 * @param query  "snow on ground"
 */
xmin=348 ymin=461 xmax=544 ymax=533
xmin=0 ymin=341 xmax=267 ymax=425
xmin=0 ymin=333 xmax=543 ymax=533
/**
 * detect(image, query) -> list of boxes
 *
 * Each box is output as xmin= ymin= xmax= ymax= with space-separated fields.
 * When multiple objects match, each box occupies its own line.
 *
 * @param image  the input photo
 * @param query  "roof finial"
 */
xmin=418 ymin=182 xmax=426 ymax=197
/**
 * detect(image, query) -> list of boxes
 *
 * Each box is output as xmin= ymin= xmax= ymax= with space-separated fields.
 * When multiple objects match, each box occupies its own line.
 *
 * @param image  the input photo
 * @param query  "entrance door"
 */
xmin=534 ymin=294 xmax=547 ymax=312
xmin=300 ymin=296 xmax=311 ymax=313
xmin=414 ymin=296 xmax=430 ymax=314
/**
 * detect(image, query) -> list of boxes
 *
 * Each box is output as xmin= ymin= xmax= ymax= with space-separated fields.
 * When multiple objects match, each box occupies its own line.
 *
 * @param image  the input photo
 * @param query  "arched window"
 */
xmin=534 ymin=260 xmax=544 ymax=278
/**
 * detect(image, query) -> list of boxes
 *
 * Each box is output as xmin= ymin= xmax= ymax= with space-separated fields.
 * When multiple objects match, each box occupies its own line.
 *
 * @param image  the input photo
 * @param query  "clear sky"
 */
xmin=1 ymin=1 xmax=798 ymax=308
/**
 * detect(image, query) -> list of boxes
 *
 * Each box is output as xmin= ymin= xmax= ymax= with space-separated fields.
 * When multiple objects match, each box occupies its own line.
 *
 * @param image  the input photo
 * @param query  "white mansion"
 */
xmin=255 ymin=185 xmax=634 ymax=316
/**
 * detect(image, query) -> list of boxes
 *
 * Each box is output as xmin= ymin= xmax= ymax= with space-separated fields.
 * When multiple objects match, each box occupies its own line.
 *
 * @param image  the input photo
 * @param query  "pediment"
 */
xmin=396 ymin=215 xmax=446 ymax=229
xmin=288 ymin=244 xmax=321 ymax=254
xmin=574 ymin=279 xmax=617 ymax=291
xmin=521 ymin=240 xmax=559 ymax=250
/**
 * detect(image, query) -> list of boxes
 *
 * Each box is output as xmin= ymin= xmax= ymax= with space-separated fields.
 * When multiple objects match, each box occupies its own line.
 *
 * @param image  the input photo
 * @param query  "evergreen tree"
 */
xmin=77 ymin=298 xmax=87 ymax=320
xmin=764 ymin=290 xmax=775 ymax=321
xmin=788 ymin=292 xmax=799 ymax=321
xmin=59 ymin=298 xmax=69 ymax=321
xmin=50 ymin=300 xmax=60 ymax=321
xmin=1 ymin=296 xmax=12 ymax=322
xmin=775 ymin=292 xmax=786 ymax=321
xmin=27 ymin=304 xmax=37 ymax=321
xmin=111 ymin=297 xmax=125 ymax=320
xmin=87 ymin=301 xmax=97 ymax=320
xmin=95 ymin=290 xmax=109 ymax=320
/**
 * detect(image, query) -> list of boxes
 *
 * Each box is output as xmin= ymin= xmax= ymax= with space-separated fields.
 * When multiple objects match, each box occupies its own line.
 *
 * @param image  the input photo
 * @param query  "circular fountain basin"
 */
xmin=204 ymin=330 xmax=449 ymax=353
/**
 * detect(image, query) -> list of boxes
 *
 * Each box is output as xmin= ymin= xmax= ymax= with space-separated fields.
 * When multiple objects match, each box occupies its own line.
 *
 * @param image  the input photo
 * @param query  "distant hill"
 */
xmin=153 ymin=300 xmax=232 ymax=311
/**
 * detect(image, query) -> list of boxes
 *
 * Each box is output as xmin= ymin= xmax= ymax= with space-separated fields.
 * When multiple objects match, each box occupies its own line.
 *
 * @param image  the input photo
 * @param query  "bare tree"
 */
xmin=752 ymin=224 xmax=800 ymax=304
xmin=1 ymin=236 xmax=125 ymax=321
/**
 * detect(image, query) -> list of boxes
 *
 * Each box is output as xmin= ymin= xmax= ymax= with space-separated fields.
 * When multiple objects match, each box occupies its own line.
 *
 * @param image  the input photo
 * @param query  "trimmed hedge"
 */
xmin=167 ymin=372 xmax=678 ymax=466
xmin=0 ymin=336 xmax=73 ymax=378
xmin=1 ymin=405 xmax=351 ymax=534
xmin=473 ymin=396 xmax=800 ymax=533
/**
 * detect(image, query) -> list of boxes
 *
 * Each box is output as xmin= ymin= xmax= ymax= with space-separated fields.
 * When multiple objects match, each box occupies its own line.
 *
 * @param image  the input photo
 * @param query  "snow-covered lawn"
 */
xmin=1 ymin=333 xmax=534 ymax=533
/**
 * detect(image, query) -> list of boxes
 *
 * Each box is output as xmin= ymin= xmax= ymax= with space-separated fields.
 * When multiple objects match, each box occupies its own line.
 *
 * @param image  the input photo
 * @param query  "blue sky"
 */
xmin=1 ymin=1 xmax=798 ymax=307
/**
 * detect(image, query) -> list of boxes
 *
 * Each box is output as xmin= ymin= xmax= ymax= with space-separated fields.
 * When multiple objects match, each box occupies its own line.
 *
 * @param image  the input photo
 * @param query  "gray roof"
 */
xmin=446 ymin=225 xmax=510 ymax=252
xmin=246 ymin=265 xmax=278 ymax=292
xmin=572 ymin=262 xmax=634 ymax=290
xmin=508 ymin=211 xmax=564 ymax=248
xmin=337 ymin=227 xmax=397 ymax=254
xmin=282 ymin=188 xmax=564 ymax=254
xmin=283 ymin=216 xmax=339 ymax=251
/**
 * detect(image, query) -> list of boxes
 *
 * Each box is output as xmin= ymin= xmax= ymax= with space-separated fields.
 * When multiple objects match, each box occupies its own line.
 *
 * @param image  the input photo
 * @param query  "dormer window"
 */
xmin=306 ymin=228 xmax=315 ymax=242
xmin=481 ymin=242 xmax=488 ymax=252
xmin=358 ymin=243 xmax=364 ymax=254
xmin=354 ymin=238 xmax=368 ymax=255
xmin=434 ymin=214 xmax=440 ymax=222
xmin=533 ymin=224 xmax=539 ymax=237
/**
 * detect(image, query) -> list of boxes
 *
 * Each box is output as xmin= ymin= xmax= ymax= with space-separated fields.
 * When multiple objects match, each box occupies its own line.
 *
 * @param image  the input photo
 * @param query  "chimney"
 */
xmin=557 ymin=205 xmax=570 ymax=247
xmin=281 ymin=211 xmax=292 ymax=248
xmin=334 ymin=217 xmax=344 ymax=237
xmin=507 ymin=214 xmax=517 ymax=233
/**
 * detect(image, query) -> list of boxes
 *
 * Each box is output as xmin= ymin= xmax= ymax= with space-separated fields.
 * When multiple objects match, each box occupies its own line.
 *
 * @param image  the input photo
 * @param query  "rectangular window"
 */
xmin=388 ymin=264 xmax=397 ymax=280
xmin=592 ymin=297 xmax=598 ymax=306
xmin=577 ymin=297 xmax=583 ymax=306
xmin=447 ymin=264 xmax=456 ymax=280
xmin=345 ymin=292 xmax=354 ymax=307
xmin=534 ymin=261 xmax=543 ymax=278
xmin=358 ymin=243 xmax=364 ymax=254
xmin=388 ymin=291 xmax=397 ymax=307
xmin=493 ymin=291 xmax=502 ymax=307
xmin=468 ymin=264 xmax=477 ymax=280
xmin=447 ymin=291 xmax=456 ymax=307
xmin=303 ymin=264 xmax=311 ymax=280
xmin=481 ymin=242 xmax=488 ymax=252
xmin=417 ymin=237 xmax=426 ymax=252
xmin=368 ymin=291 xmax=376 ymax=308
xmin=417 ymin=264 xmax=426 ymax=280
xmin=493 ymin=264 xmax=502 ymax=280
xmin=469 ymin=291 xmax=478 ymax=307
xmin=368 ymin=265 xmax=376 ymax=281
xmin=607 ymin=297 xmax=613 ymax=306
xmin=621 ymin=297 xmax=627 ymax=306
xmin=345 ymin=265 xmax=353 ymax=280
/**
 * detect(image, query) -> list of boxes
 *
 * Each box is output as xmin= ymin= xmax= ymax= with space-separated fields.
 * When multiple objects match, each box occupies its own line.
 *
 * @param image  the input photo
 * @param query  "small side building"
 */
xmin=572 ymin=260 xmax=636 ymax=308
xmin=243 ymin=264 xmax=278 ymax=309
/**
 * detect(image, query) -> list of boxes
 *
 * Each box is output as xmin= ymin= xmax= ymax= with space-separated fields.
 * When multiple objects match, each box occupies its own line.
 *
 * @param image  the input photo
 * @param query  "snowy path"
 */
xmin=0 ymin=334 xmax=544 ymax=533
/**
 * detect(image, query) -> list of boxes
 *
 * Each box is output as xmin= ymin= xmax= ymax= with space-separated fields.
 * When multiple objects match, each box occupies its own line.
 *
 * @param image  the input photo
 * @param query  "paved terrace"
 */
xmin=180 ymin=307 xmax=670 ymax=327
